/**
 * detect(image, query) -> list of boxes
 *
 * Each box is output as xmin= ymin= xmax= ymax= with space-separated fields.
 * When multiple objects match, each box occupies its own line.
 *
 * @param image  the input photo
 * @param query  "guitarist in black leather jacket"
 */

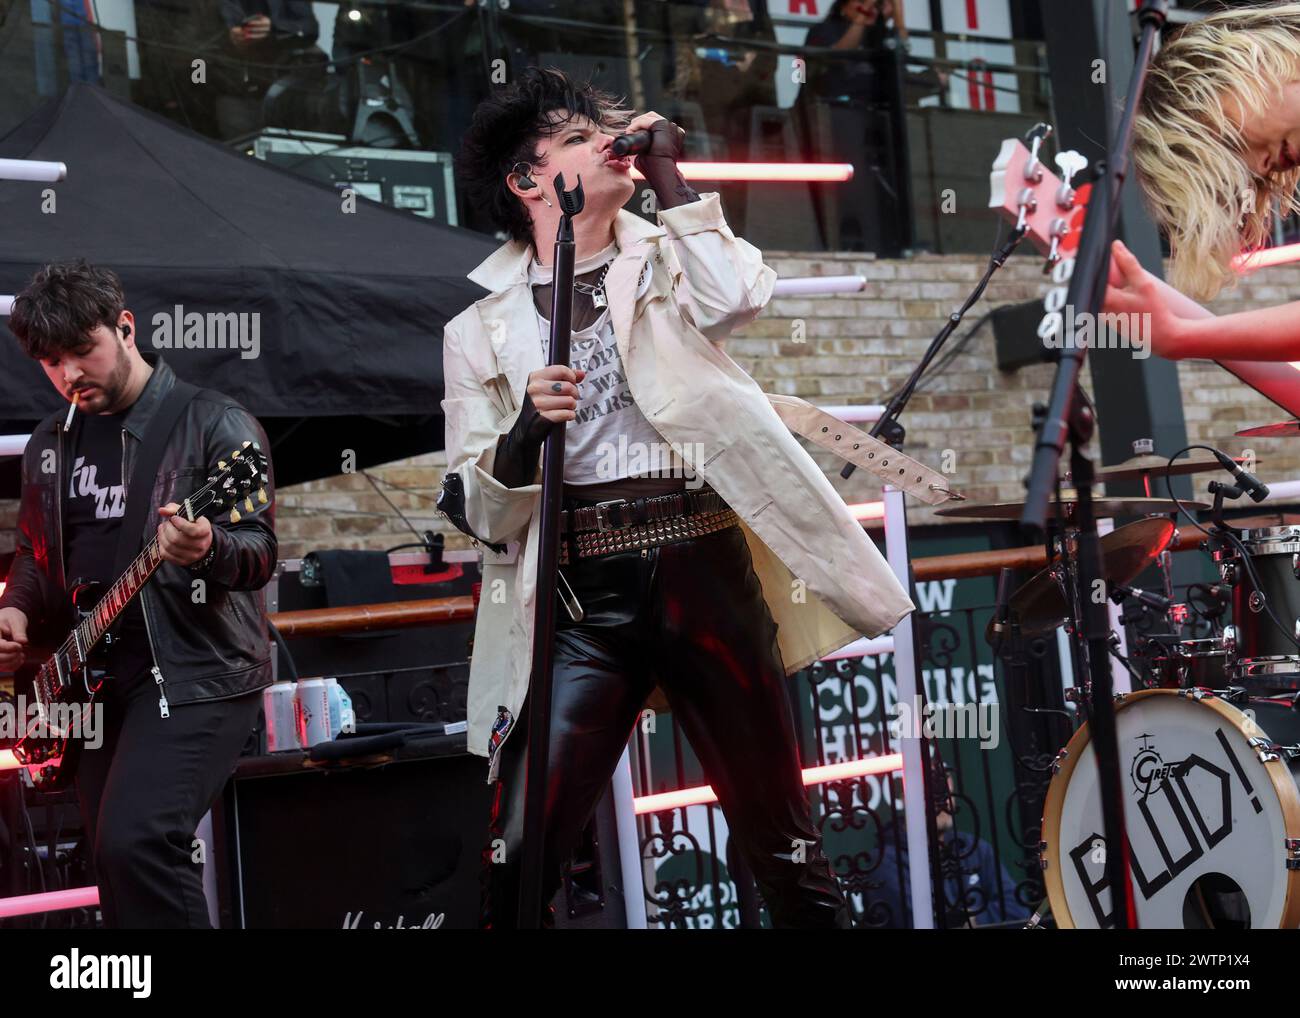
xmin=0 ymin=261 xmax=277 ymax=928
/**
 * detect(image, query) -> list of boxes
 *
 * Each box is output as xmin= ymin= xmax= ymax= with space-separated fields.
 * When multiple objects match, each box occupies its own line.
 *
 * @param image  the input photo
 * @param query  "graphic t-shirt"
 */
xmin=63 ymin=410 xmax=154 ymax=683
xmin=528 ymin=241 xmax=687 ymax=487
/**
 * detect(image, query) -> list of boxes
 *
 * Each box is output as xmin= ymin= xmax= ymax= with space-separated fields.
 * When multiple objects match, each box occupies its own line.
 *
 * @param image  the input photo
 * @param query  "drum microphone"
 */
xmin=1211 ymin=448 xmax=1269 ymax=502
xmin=988 ymin=567 xmax=1015 ymax=654
xmin=1110 ymin=584 xmax=1171 ymax=613
xmin=610 ymin=130 xmax=652 ymax=157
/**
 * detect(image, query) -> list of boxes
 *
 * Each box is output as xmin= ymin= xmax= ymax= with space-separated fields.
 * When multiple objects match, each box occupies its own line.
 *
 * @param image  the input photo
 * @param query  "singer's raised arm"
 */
xmin=656 ymin=192 xmax=778 ymax=344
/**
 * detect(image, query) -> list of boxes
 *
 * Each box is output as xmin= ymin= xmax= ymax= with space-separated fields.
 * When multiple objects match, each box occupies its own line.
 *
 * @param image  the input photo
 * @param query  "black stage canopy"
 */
xmin=0 ymin=83 xmax=497 ymax=494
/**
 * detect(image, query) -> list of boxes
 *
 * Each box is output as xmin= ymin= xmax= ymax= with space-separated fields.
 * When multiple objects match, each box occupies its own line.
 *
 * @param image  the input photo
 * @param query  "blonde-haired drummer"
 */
xmin=1106 ymin=2 xmax=1300 ymax=360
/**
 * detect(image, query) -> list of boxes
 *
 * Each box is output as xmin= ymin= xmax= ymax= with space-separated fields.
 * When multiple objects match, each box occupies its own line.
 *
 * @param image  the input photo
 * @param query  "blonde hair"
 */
xmin=1134 ymin=2 xmax=1300 ymax=299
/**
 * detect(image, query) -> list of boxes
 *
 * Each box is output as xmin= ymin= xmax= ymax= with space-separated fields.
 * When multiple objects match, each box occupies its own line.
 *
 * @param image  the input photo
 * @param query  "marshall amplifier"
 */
xmin=215 ymin=730 xmax=492 ymax=929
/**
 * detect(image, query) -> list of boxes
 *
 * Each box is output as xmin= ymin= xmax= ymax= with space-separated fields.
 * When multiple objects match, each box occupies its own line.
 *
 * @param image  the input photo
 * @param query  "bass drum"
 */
xmin=1041 ymin=689 xmax=1300 ymax=928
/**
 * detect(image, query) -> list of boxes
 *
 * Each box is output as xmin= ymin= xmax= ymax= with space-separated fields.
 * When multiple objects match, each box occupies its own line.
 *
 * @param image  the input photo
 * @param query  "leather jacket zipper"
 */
xmin=55 ymin=423 xmax=66 ymax=593
xmin=122 ymin=426 xmax=169 ymax=719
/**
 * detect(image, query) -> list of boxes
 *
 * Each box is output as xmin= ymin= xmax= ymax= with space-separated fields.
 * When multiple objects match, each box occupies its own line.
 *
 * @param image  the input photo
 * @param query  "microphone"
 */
xmin=1110 ymin=584 xmax=1171 ymax=613
xmin=988 ymin=567 xmax=1015 ymax=653
xmin=611 ymin=130 xmax=652 ymax=157
xmin=1211 ymin=448 xmax=1269 ymax=503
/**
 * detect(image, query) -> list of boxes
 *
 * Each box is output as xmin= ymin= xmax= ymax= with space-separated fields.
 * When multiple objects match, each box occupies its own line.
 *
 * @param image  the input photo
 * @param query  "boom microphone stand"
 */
xmin=1019 ymin=0 xmax=1168 ymax=929
xmin=517 ymin=172 xmax=584 ymax=928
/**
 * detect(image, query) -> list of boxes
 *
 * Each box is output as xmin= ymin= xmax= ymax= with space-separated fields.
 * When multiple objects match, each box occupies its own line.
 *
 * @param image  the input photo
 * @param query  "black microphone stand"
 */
xmin=842 ymin=223 xmax=1026 ymax=472
xmin=517 ymin=172 xmax=584 ymax=928
xmin=1018 ymin=0 xmax=1168 ymax=929
xmin=831 ymin=157 xmax=1028 ymax=927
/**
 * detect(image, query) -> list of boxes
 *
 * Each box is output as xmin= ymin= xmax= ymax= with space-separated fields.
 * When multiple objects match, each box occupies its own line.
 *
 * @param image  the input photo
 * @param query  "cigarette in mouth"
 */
xmin=63 ymin=391 xmax=78 ymax=432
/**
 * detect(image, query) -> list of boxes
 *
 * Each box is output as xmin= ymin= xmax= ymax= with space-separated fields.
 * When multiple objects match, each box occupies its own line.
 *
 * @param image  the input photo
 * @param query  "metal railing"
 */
xmin=1 ymin=1 xmax=1051 ymax=256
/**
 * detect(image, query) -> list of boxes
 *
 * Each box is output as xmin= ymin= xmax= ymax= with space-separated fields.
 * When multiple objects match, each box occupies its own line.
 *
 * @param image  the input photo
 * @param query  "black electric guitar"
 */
xmin=13 ymin=441 xmax=270 ymax=787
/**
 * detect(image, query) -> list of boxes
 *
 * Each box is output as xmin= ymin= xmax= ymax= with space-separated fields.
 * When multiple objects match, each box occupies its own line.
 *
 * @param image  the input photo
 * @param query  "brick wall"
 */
xmin=5 ymin=256 xmax=1299 ymax=563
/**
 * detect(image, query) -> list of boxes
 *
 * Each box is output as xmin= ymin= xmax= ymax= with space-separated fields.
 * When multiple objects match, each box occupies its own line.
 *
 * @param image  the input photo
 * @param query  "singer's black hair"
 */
xmin=8 ymin=259 xmax=125 ymax=360
xmin=457 ymin=66 xmax=630 ymax=245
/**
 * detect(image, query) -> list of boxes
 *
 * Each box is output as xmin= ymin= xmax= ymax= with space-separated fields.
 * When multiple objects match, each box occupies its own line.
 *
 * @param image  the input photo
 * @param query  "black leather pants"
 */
xmin=481 ymin=517 xmax=850 ymax=929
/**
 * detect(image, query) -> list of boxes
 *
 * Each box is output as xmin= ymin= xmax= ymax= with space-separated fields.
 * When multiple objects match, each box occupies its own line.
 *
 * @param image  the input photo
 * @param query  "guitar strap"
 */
xmin=110 ymin=379 xmax=208 ymax=579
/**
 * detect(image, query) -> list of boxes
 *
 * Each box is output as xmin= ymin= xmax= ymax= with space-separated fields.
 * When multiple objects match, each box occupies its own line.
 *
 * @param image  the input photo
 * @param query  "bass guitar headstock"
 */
xmin=988 ymin=123 xmax=1092 ymax=269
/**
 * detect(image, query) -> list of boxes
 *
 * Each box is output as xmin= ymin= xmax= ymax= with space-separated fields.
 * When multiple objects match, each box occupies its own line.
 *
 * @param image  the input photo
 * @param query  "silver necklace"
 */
xmin=572 ymin=259 xmax=613 ymax=310
xmin=534 ymin=256 xmax=613 ymax=355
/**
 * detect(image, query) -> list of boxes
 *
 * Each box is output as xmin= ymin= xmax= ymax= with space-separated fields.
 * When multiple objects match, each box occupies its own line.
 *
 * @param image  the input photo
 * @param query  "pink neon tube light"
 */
xmin=0 ymin=886 xmax=99 ymax=919
xmin=847 ymin=501 xmax=886 ymax=522
xmin=633 ymin=753 xmax=903 ymax=815
xmin=630 ymin=162 xmax=854 ymax=183
xmin=1233 ymin=242 xmax=1300 ymax=271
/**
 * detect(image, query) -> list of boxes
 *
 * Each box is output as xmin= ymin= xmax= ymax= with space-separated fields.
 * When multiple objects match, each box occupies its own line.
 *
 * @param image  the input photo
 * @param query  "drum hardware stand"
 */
xmin=990 ymin=566 xmax=1030 ymax=689
xmin=991 ymin=567 xmax=1077 ymax=777
xmin=1019 ymin=0 xmax=1169 ymax=929
xmin=1046 ymin=530 xmax=1097 ymax=717
xmin=1104 ymin=633 xmax=1145 ymax=688
xmin=1023 ymin=897 xmax=1052 ymax=929
xmin=1206 ymin=479 xmax=1246 ymax=534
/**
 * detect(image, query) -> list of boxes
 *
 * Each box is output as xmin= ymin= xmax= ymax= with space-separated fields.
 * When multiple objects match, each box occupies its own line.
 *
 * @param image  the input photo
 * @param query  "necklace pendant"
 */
xmin=593 ymin=289 xmax=608 ymax=310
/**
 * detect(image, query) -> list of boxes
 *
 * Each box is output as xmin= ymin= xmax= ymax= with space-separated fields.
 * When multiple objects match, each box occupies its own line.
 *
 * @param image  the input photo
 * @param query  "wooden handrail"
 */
xmin=912 ymin=545 xmax=1048 ymax=581
xmin=261 ymin=529 xmax=1220 ymax=638
xmin=269 ymin=596 xmax=475 ymax=636
xmin=9 ymin=524 xmax=1237 ymax=668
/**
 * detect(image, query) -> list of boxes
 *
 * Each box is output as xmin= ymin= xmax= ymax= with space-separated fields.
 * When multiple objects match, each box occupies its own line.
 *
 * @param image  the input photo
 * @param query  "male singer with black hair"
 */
xmin=0 ymin=261 xmax=276 ymax=928
xmin=443 ymin=67 xmax=914 ymax=928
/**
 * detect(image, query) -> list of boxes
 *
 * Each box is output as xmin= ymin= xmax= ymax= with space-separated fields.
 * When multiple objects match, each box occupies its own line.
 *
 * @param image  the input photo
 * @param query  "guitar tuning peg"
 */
xmin=1054 ymin=149 xmax=1087 ymax=183
xmin=1044 ymin=217 xmax=1070 ymax=267
xmin=1015 ymin=187 xmax=1038 ymax=233
xmin=1053 ymin=150 xmax=1088 ymax=209
xmin=232 ymin=449 xmax=242 ymax=459
xmin=242 ymin=440 xmax=251 ymax=448
xmin=230 ymin=507 xmax=241 ymax=523
xmin=257 ymin=488 xmax=268 ymax=504
xmin=252 ymin=441 xmax=261 ymax=450
xmin=242 ymin=496 xmax=252 ymax=513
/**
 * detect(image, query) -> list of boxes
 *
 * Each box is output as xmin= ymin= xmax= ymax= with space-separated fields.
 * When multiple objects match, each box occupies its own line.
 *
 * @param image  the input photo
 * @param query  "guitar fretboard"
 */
xmin=62 ymin=486 xmax=224 ymax=666
xmin=80 ymin=538 xmax=165 ymax=649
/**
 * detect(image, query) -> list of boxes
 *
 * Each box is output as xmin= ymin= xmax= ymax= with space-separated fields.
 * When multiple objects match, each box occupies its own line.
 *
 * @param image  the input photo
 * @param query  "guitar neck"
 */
xmin=72 ymin=537 xmax=165 ymax=654
xmin=38 ymin=440 xmax=268 ymax=683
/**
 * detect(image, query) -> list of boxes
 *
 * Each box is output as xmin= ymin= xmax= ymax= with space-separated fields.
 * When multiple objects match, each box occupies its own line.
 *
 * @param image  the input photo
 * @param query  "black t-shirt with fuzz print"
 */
xmin=63 ymin=410 xmax=154 ymax=684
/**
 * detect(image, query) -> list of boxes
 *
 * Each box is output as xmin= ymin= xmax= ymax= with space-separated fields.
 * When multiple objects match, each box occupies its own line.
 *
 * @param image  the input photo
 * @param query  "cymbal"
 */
xmin=1083 ymin=453 xmax=1250 ymax=484
xmin=986 ymin=517 xmax=1177 ymax=641
xmin=935 ymin=494 xmax=1207 ymax=521
xmin=1237 ymin=420 xmax=1300 ymax=438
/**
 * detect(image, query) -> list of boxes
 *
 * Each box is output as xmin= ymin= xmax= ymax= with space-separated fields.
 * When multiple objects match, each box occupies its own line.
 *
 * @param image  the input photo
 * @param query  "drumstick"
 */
xmin=62 ymin=391 xmax=78 ymax=432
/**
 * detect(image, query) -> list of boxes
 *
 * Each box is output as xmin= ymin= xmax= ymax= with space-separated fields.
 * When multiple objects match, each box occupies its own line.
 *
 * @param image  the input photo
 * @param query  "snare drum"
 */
xmin=1041 ymin=689 xmax=1300 ymax=928
xmin=1214 ymin=527 xmax=1300 ymax=691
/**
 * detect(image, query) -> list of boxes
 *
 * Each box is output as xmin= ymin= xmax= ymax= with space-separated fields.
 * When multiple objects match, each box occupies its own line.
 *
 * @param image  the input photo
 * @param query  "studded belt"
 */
xmin=558 ymin=490 xmax=739 ymax=564
xmin=560 ymin=488 xmax=728 ymax=534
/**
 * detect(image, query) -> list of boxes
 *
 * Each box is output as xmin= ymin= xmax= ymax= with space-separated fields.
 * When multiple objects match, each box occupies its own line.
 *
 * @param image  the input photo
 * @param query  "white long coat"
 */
xmin=441 ymin=193 xmax=915 ymax=781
